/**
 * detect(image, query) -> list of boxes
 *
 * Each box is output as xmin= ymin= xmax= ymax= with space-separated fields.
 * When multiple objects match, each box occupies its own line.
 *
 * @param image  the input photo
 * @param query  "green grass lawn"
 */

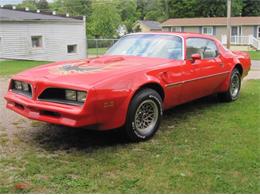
xmin=88 ymin=47 xmax=108 ymax=56
xmin=0 ymin=80 xmax=259 ymax=193
xmin=248 ymin=51 xmax=260 ymax=60
xmin=0 ymin=60 xmax=49 ymax=76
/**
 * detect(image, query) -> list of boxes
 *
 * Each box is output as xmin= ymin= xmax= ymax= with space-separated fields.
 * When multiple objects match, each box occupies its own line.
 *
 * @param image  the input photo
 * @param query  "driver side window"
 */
xmin=186 ymin=38 xmax=218 ymax=60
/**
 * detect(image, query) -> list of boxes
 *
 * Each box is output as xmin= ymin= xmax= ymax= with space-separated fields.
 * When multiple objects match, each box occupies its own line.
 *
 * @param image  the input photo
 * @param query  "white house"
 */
xmin=0 ymin=7 xmax=87 ymax=61
xmin=161 ymin=17 xmax=260 ymax=50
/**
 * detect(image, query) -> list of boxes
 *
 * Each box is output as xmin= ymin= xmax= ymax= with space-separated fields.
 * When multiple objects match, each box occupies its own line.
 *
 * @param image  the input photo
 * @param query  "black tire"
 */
xmin=218 ymin=68 xmax=241 ymax=102
xmin=124 ymin=88 xmax=163 ymax=142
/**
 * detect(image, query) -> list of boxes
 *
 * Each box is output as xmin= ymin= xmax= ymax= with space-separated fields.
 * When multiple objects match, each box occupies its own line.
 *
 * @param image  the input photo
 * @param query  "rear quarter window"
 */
xmin=186 ymin=38 xmax=218 ymax=59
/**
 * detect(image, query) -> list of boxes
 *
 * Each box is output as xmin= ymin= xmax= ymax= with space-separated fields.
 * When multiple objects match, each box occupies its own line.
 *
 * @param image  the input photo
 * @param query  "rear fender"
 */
xmin=232 ymin=51 xmax=251 ymax=77
xmin=219 ymin=56 xmax=248 ymax=92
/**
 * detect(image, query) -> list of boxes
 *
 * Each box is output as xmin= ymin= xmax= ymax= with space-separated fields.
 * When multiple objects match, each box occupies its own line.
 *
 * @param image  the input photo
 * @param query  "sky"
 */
xmin=0 ymin=0 xmax=53 ymax=5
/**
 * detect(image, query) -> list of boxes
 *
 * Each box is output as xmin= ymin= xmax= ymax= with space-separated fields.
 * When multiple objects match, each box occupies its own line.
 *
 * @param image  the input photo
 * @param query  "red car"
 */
xmin=5 ymin=33 xmax=251 ymax=141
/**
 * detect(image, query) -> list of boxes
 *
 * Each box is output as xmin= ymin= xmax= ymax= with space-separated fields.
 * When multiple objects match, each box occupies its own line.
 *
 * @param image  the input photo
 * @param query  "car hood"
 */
xmin=15 ymin=55 xmax=172 ymax=87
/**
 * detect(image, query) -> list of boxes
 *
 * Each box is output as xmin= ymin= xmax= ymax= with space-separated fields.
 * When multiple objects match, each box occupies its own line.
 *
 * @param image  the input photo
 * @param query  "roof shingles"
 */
xmin=0 ymin=8 xmax=83 ymax=22
xmin=162 ymin=17 xmax=260 ymax=26
xmin=140 ymin=20 xmax=161 ymax=30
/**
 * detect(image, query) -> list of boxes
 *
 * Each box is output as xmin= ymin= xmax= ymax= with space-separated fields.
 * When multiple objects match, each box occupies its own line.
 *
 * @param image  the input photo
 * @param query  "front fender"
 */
xmin=92 ymin=72 xmax=163 ymax=130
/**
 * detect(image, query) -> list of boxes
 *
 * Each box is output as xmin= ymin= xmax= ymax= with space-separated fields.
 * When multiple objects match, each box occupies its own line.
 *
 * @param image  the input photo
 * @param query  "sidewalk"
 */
xmin=246 ymin=60 xmax=260 ymax=80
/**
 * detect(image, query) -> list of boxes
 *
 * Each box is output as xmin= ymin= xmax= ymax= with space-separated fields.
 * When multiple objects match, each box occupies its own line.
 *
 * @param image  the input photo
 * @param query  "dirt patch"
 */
xmin=0 ymin=77 xmax=32 ymax=139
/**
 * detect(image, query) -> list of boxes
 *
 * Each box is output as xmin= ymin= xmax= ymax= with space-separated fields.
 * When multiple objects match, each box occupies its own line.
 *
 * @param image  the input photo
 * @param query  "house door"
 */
xmin=231 ymin=26 xmax=242 ymax=36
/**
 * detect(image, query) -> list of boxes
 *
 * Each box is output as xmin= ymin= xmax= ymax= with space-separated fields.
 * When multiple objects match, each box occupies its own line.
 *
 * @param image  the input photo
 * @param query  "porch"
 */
xmin=221 ymin=35 xmax=260 ymax=50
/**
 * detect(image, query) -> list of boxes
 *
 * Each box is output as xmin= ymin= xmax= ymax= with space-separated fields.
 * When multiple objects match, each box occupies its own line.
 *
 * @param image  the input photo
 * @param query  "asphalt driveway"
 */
xmin=246 ymin=60 xmax=260 ymax=80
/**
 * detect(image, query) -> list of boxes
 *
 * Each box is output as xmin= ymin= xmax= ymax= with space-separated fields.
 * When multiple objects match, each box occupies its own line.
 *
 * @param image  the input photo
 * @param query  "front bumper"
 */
xmin=5 ymin=91 xmax=97 ymax=127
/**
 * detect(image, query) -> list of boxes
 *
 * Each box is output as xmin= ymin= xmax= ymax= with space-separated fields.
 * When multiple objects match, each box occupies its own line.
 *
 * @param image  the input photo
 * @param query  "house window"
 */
xmin=171 ymin=27 xmax=182 ymax=32
xmin=231 ymin=26 xmax=242 ymax=36
xmin=67 ymin=44 xmax=77 ymax=53
xmin=202 ymin=26 xmax=213 ymax=35
xmin=31 ymin=36 xmax=43 ymax=48
xmin=162 ymin=27 xmax=171 ymax=32
xmin=257 ymin=26 xmax=260 ymax=38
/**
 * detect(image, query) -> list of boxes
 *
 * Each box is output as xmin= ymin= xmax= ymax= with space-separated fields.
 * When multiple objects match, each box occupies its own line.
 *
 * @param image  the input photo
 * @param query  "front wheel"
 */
xmin=124 ymin=88 xmax=162 ymax=142
xmin=218 ymin=68 xmax=241 ymax=102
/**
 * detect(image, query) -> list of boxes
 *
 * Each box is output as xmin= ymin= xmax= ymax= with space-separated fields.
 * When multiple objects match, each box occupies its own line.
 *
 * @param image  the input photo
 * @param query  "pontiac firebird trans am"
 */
xmin=5 ymin=33 xmax=251 ymax=141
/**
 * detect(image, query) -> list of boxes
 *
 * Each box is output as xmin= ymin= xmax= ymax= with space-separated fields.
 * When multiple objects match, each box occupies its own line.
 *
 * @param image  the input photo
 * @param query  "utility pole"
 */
xmin=165 ymin=0 xmax=169 ymax=18
xmin=227 ymin=0 xmax=231 ymax=49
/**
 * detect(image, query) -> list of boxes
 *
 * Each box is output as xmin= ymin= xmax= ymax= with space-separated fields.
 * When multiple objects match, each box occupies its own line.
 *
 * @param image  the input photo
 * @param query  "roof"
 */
xmin=0 ymin=7 xmax=83 ymax=22
xmin=138 ymin=20 xmax=161 ymax=30
xmin=162 ymin=16 xmax=260 ymax=27
xmin=130 ymin=32 xmax=217 ymax=40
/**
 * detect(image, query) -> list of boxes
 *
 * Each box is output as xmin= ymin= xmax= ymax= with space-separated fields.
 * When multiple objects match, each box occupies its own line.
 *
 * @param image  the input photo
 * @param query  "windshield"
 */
xmin=106 ymin=34 xmax=183 ymax=60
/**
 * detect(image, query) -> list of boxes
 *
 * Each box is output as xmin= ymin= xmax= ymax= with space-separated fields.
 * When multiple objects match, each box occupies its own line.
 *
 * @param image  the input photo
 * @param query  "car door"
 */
xmin=156 ymin=35 xmax=185 ymax=109
xmin=180 ymin=37 xmax=228 ymax=104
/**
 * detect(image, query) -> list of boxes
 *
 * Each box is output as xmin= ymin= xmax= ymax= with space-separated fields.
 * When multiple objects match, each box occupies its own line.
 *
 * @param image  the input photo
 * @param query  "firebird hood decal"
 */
xmin=51 ymin=64 xmax=103 ymax=75
xmin=50 ymin=62 xmax=123 ymax=75
xmin=62 ymin=64 xmax=101 ymax=72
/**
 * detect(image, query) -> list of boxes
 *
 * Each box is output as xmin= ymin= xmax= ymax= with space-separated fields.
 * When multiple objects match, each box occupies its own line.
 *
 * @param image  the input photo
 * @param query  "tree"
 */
xmin=197 ymin=0 xmax=243 ymax=17
xmin=88 ymin=2 xmax=121 ymax=38
xmin=136 ymin=0 xmax=167 ymax=21
xmin=37 ymin=0 xmax=49 ymax=10
xmin=232 ymin=0 xmax=243 ymax=16
xmin=17 ymin=0 xmax=37 ymax=10
xmin=167 ymin=0 xmax=243 ymax=18
xmin=51 ymin=0 xmax=91 ymax=18
xmin=17 ymin=0 xmax=49 ymax=10
xmin=137 ymin=0 xmax=149 ymax=20
xmin=118 ymin=0 xmax=140 ymax=32
xmin=242 ymin=0 xmax=260 ymax=16
xmin=144 ymin=0 xmax=168 ymax=21
xmin=168 ymin=0 xmax=197 ymax=18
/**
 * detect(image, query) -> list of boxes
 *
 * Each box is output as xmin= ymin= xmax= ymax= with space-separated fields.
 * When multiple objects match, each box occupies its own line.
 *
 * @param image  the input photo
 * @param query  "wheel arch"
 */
xmin=234 ymin=63 xmax=243 ymax=76
xmin=219 ymin=62 xmax=243 ymax=93
xmin=117 ymin=82 xmax=164 ymax=130
xmin=133 ymin=82 xmax=165 ymax=101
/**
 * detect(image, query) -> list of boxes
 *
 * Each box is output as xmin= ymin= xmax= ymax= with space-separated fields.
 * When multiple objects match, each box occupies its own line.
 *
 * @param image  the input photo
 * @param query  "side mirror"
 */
xmin=191 ymin=53 xmax=201 ymax=63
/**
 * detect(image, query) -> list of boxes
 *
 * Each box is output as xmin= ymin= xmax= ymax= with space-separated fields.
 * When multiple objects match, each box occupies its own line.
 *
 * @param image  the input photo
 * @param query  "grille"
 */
xmin=38 ymin=88 xmax=84 ymax=106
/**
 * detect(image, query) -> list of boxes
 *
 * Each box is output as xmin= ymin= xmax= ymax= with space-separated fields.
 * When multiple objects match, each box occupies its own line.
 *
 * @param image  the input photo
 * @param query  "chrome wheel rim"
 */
xmin=134 ymin=100 xmax=159 ymax=135
xmin=230 ymin=73 xmax=240 ymax=98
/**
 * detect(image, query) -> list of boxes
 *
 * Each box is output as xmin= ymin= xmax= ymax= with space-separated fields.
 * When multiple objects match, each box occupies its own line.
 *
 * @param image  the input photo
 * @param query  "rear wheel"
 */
xmin=124 ymin=89 xmax=162 ymax=142
xmin=218 ymin=68 xmax=241 ymax=102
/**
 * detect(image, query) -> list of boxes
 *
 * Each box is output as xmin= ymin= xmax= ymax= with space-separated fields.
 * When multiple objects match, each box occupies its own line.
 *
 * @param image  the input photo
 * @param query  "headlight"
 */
xmin=77 ymin=91 xmax=86 ymax=103
xmin=65 ymin=90 xmax=87 ymax=103
xmin=11 ymin=80 xmax=32 ymax=98
xmin=14 ymin=81 xmax=22 ymax=90
xmin=65 ymin=90 xmax=77 ymax=101
xmin=22 ymin=82 xmax=30 ymax=91
xmin=13 ymin=80 xmax=30 ymax=92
